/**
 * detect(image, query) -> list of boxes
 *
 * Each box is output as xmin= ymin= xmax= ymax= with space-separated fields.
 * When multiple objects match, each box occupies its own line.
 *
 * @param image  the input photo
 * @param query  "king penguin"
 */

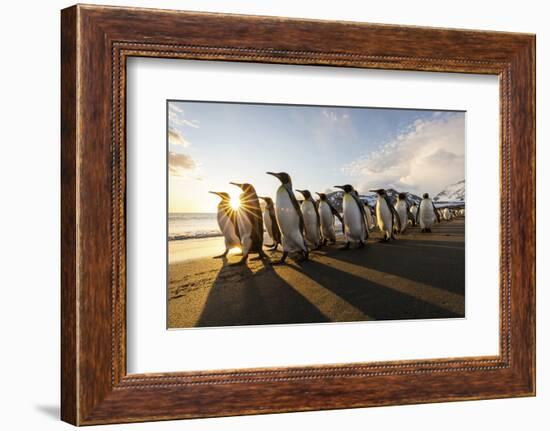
xmin=296 ymin=189 xmax=322 ymax=249
xmin=259 ymin=196 xmax=282 ymax=250
xmin=370 ymin=189 xmax=401 ymax=242
xmin=394 ymin=192 xmax=409 ymax=234
xmin=334 ymin=185 xmax=368 ymax=249
xmin=364 ymin=203 xmax=376 ymax=231
xmin=316 ymin=192 xmax=344 ymax=245
xmin=417 ymin=192 xmax=440 ymax=233
xmin=208 ymin=191 xmax=241 ymax=258
xmin=229 ymin=182 xmax=269 ymax=264
xmin=266 ymin=172 xmax=308 ymax=264
xmin=410 ymin=202 xmax=418 ymax=226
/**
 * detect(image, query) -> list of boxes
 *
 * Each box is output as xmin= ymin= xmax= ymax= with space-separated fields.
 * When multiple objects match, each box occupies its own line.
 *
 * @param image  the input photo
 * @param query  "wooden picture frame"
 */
xmin=61 ymin=4 xmax=535 ymax=425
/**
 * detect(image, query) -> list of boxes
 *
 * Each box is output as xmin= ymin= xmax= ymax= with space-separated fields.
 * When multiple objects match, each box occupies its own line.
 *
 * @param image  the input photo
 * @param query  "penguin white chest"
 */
xmin=301 ymin=200 xmax=320 ymax=246
xmin=343 ymin=194 xmax=364 ymax=241
xmin=217 ymin=210 xmax=240 ymax=247
xmin=319 ymin=202 xmax=334 ymax=230
xmin=275 ymin=187 xmax=299 ymax=227
xmin=395 ymin=201 xmax=408 ymax=232
xmin=275 ymin=186 xmax=306 ymax=253
xmin=318 ymin=201 xmax=336 ymax=241
xmin=376 ymin=197 xmax=392 ymax=233
xmin=236 ymin=208 xmax=252 ymax=240
xmin=419 ymin=199 xmax=436 ymax=228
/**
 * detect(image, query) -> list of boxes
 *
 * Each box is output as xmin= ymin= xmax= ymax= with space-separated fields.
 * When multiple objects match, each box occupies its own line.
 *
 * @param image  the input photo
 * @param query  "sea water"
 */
xmin=168 ymin=213 xmax=220 ymax=241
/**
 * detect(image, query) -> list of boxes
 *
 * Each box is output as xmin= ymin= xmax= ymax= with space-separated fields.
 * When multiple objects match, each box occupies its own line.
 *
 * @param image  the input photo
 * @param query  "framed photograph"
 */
xmin=61 ymin=4 xmax=535 ymax=425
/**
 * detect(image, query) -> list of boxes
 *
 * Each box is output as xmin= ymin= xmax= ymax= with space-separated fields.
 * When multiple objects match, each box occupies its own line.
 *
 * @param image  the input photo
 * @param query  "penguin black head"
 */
xmin=369 ymin=188 xmax=386 ymax=196
xmin=316 ymin=192 xmax=327 ymax=201
xmin=423 ymin=193 xmax=430 ymax=199
xmin=398 ymin=192 xmax=407 ymax=200
xmin=208 ymin=191 xmax=231 ymax=202
xmin=296 ymin=189 xmax=312 ymax=200
xmin=230 ymin=182 xmax=257 ymax=196
xmin=266 ymin=172 xmax=291 ymax=185
xmin=334 ymin=185 xmax=354 ymax=193
xmin=259 ymin=196 xmax=274 ymax=207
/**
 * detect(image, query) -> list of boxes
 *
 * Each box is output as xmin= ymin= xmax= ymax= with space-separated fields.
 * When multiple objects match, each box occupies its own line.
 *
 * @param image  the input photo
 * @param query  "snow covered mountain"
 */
xmin=433 ymin=180 xmax=465 ymax=202
xmin=321 ymin=181 xmax=464 ymax=212
xmin=326 ymin=189 xmax=422 ymax=212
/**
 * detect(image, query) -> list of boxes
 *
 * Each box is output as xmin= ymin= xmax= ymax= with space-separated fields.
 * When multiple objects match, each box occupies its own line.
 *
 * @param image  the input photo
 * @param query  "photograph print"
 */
xmin=167 ymin=101 xmax=465 ymax=329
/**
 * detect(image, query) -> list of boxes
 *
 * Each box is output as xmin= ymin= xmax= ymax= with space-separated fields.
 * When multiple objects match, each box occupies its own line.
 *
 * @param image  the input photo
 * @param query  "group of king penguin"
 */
xmin=438 ymin=206 xmax=463 ymax=222
xmin=209 ymin=172 xmax=444 ymax=265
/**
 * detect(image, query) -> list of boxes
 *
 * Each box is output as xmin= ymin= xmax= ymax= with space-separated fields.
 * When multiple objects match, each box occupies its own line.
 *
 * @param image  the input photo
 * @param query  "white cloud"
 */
xmin=168 ymin=128 xmax=191 ymax=148
xmin=341 ymin=113 xmax=465 ymax=195
xmin=169 ymin=151 xmax=197 ymax=177
xmin=322 ymin=109 xmax=349 ymax=123
xmin=169 ymin=104 xmax=200 ymax=129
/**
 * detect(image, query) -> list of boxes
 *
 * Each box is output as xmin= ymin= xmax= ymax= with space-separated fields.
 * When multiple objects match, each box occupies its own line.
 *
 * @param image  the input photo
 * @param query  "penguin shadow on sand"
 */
xmin=326 ymin=236 xmax=465 ymax=299
xmin=289 ymin=258 xmax=461 ymax=320
xmin=196 ymin=255 xmax=329 ymax=327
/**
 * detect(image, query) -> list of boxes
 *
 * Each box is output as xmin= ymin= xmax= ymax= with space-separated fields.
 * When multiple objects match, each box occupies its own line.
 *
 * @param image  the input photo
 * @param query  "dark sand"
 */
xmin=168 ymin=218 xmax=465 ymax=328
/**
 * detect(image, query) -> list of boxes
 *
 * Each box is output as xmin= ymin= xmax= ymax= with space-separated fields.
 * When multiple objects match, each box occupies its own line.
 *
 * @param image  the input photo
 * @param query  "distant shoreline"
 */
xmin=169 ymin=232 xmax=222 ymax=241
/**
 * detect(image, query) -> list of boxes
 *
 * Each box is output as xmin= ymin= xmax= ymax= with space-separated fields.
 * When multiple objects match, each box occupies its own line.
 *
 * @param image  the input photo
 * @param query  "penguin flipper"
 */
xmin=351 ymin=193 xmax=369 ymax=238
xmin=328 ymin=202 xmax=345 ymax=235
xmin=268 ymin=206 xmax=282 ymax=243
xmin=285 ymin=183 xmax=306 ymax=234
xmin=384 ymin=195 xmax=401 ymax=233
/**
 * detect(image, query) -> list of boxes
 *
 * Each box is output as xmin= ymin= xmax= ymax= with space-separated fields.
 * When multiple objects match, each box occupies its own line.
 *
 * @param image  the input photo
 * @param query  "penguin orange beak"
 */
xmin=208 ymin=191 xmax=223 ymax=197
xmin=334 ymin=185 xmax=344 ymax=190
xmin=315 ymin=192 xmax=321 ymax=197
xmin=295 ymin=189 xmax=305 ymax=194
xmin=229 ymin=182 xmax=244 ymax=189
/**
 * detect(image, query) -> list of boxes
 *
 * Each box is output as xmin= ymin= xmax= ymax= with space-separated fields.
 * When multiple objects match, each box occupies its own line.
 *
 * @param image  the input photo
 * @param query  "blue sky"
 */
xmin=168 ymin=101 xmax=465 ymax=213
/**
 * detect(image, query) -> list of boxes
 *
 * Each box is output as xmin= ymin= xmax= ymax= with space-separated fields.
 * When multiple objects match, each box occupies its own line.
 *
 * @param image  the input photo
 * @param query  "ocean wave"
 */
xmin=169 ymin=231 xmax=222 ymax=241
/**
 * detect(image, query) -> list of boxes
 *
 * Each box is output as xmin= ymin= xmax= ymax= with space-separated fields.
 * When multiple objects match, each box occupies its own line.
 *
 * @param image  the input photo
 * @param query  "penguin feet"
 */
xmin=357 ymin=241 xmax=365 ymax=249
xmin=296 ymin=252 xmax=309 ymax=263
xmin=272 ymin=251 xmax=288 ymax=266
xmin=250 ymin=252 xmax=269 ymax=262
xmin=339 ymin=242 xmax=351 ymax=250
xmin=213 ymin=250 xmax=229 ymax=259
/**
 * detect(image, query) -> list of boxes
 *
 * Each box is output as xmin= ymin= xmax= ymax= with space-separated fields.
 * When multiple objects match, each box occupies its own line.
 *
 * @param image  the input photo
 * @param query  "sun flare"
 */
xmin=230 ymin=195 xmax=241 ymax=210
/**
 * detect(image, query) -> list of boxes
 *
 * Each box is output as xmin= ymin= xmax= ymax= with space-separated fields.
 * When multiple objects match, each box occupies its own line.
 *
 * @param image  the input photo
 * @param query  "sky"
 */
xmin=168 ymin=101 xmax=465 ymax=213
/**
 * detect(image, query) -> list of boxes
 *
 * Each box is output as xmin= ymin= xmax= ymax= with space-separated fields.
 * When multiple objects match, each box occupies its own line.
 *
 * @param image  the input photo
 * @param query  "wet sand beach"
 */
xmin=168 ymin=218 xmax=465 ymax=328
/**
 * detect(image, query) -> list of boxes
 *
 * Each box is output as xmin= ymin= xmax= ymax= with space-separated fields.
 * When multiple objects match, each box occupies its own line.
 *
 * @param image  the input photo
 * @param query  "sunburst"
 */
xmin=229 ymin=194 xmax=241 ymax=210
